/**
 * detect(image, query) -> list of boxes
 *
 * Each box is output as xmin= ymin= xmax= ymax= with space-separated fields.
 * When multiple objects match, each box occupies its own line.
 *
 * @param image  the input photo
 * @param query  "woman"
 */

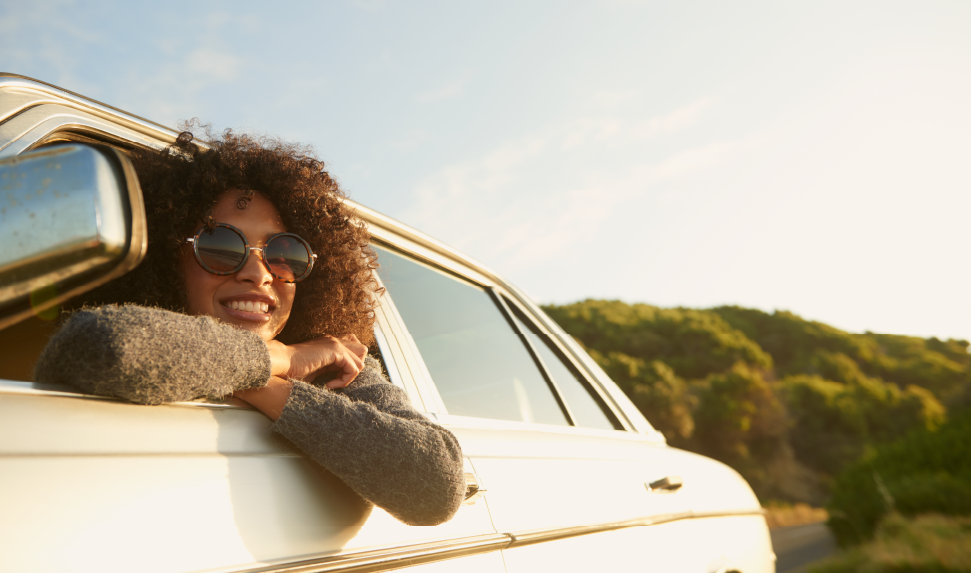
xmin=34 ymin=128 xmax=466 ymax=526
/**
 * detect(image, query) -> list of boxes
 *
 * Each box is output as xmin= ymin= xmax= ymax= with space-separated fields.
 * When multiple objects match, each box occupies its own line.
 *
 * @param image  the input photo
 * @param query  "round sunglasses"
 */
xmin=185 ymin=223 xmax=318 ymax=283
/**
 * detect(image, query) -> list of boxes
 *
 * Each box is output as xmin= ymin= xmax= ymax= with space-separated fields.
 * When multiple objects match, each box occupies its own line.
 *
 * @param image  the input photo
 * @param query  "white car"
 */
xmin=0 ymin=73 xmax=775 ymax=573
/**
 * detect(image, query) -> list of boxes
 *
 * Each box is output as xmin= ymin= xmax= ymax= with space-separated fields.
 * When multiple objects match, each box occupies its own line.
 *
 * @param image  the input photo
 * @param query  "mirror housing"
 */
xmin=0 ymin=144 xmax=146 ymax=329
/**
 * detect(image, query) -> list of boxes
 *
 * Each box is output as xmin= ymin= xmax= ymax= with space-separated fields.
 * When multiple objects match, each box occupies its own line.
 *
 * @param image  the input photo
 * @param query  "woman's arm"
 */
xmin=269 ymin=358 xmax=467 ymax=527
xmin=34 ymin=305 xmax=271 ymax=404
xmin=36 ymin=306 xmax=464 ymax=525
xmin=234 ymin=333 xmax=370 ymax=418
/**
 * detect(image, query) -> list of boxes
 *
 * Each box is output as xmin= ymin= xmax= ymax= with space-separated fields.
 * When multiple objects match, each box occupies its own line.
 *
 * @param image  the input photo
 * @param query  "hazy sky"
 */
xmin=4 ymin=0 xmax=969 ymax=342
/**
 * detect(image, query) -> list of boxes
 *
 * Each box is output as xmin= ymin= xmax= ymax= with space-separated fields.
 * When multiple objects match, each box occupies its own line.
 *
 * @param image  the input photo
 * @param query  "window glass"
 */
xmin=505 ymin=301 xmax=623 ymax=431
xmin=374 ymin=246 xmax=569 ymax=425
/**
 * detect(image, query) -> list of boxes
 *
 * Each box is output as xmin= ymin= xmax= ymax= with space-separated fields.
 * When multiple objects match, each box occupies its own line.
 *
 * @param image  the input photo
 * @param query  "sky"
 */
xmin=4 ymin=0 xmax=970 ymax=342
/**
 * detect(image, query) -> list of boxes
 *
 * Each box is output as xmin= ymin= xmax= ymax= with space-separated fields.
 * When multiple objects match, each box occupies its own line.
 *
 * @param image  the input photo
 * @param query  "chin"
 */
xmin=238 ymin=322 xmax=274 ymax=340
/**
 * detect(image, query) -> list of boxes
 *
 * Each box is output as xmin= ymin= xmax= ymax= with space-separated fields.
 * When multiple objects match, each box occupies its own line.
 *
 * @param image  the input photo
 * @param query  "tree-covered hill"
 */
xmin=542 ymin=300 xmax=970 ymax=503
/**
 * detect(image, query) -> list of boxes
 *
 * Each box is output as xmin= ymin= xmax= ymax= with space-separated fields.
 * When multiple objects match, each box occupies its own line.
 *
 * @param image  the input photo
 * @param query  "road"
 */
xmin=770 ymin=523 xmax=837 ymax=573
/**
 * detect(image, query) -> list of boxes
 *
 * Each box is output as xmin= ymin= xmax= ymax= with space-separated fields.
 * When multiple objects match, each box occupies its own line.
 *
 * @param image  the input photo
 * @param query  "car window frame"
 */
xmin=369 ymin=238 xmax=640 ymax=437
xmin=498 ymin=293 xmax=626 ymax=431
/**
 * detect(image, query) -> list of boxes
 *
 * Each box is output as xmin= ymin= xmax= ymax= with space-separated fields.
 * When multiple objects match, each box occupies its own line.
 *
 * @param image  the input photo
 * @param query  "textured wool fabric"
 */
xmin=276 ymin=371 xmax=466 ymax=525
xmin=35 ymin=305 xmax=271 ymax=404
xmin=34 ymin=304 xmax=465 ymax=526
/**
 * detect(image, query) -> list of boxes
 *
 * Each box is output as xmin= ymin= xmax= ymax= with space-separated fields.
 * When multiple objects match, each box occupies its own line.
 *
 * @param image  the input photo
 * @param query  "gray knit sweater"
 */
xmin=34 ymin=305 xmax=466 ymax=526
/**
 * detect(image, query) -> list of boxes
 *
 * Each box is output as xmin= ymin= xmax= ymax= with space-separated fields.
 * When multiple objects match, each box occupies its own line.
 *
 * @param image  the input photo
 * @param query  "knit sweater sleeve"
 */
xmin=33 ymin=305 xmax=271 ymax=404
xmin=271 ymin=358 xmax=466 ymax=526
xmin=34 ymin=306 xmax=465 ymax=525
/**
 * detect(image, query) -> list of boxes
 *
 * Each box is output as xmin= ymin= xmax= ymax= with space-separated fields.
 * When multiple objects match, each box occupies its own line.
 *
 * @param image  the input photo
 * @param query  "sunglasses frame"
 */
xmin=185 ymin=223 xmax=318 ymax=283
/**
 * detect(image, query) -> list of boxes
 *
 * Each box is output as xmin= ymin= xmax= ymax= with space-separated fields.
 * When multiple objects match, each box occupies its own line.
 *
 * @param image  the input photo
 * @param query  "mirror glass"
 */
xmin=0 ymin=144 xmax=145 ymax=330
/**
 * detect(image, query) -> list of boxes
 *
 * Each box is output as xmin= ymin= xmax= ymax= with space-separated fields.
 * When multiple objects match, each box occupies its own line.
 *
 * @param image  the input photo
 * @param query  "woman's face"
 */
xmin=178 ymin=190 xmax=295 ymax=341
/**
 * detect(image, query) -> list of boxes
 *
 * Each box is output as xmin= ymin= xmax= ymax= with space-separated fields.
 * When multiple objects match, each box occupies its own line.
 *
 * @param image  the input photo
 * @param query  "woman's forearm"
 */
xmin=34 ymin=305 xmax=271 ymax=404
xmin=271 ymin=361 xmax=466 ymax=526
xmin=233 ymin=377 xmax=292 ymax=420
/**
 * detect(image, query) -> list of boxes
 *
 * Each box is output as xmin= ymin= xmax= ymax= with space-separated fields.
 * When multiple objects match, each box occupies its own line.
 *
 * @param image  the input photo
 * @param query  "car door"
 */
xmin=373 ymin=243 xmax=711 ymax=572
xmin=0 ymin=311 xmax=505 ymax=573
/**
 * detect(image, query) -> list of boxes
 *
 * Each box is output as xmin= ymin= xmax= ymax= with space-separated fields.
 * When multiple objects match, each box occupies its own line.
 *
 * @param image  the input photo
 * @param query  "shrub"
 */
xmin=813 ymin=513 xmax=971 ymax=573
xmin=827 ymin=409 xmax=971 ymax=546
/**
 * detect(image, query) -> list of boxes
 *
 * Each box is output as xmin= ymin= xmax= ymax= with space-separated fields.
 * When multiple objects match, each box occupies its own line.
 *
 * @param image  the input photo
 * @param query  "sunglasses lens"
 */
xmin=196 ymin=226 xmax=246 ymax=273
xmin=265 ymin=235 xmax=312 ymax=281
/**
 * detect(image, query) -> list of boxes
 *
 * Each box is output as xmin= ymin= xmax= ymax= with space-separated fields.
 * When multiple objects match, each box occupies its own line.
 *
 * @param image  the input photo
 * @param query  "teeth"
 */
xmin=226 ymin=300 xmax=270 ymax=313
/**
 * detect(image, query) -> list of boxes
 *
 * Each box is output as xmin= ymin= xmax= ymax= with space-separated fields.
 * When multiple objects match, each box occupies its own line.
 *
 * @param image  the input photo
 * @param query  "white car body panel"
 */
xmin=0 ymin=74 xmax=775 ymax=573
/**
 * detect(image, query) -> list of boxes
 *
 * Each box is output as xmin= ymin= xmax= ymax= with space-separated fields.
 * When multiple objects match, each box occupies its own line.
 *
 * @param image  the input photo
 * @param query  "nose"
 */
xmin=235 ymin=248 xmax=273 ymax=286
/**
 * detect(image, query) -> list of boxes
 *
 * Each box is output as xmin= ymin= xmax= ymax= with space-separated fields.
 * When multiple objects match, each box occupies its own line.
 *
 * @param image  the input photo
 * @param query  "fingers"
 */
xmin=340 ymin=334 xmax=368 ymax=360
xmin=282 ymin=333 xmax=369 ymax=388
xmin=324 ymin=349 xmax=363 ymax=389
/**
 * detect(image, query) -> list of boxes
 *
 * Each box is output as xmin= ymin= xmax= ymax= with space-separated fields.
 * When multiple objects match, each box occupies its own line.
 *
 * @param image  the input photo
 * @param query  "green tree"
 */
xmin=828 ymin=409 xmax=971 ymax=546
xmin=543 ymin=300 xmax=772 ymax=380
xmin=590 ymin=350 xmax=695 ymax=442
xmin=711 ymin=306 xmax=970 ymax=406
xmin=691 ymin=363 xmax=796 ymax=495
xmin=781 ymin=375 xmax=945 ymax=477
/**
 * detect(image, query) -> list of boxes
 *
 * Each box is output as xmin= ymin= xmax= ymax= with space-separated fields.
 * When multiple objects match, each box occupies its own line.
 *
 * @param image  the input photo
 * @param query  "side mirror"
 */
xmin=0 ymin=144 xmax=147 ymax=330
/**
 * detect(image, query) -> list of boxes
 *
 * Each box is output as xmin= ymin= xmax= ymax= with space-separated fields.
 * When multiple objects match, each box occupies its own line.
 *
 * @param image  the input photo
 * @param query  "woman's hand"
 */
xmin=234 ymin=335 xmax=368 ymax=420
xmin=266 ymin=334 xmax=368 ymax=389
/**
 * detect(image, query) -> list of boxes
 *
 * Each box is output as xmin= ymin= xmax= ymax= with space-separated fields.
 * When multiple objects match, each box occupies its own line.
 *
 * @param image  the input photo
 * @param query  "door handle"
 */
xmin=463 ymin=472 xmax=487 ymax=505
xmin=646 ymin=475 xmax=683 ymax=493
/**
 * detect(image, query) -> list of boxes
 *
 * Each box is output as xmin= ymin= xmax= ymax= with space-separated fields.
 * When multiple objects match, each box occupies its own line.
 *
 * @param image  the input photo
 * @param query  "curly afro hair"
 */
xmin=81 ymin=123 xmax=382 ymax=346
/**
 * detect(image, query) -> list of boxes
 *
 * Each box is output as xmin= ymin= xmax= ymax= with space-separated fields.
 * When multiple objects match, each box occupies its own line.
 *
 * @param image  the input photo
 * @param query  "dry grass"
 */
xmin=812 ymin=513 xmax=971 ymax=573
xmin=764 ymin=502 xmax=829 ymax=528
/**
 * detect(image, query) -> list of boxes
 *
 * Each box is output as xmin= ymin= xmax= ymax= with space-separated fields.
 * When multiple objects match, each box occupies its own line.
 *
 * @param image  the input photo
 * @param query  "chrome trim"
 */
xmin=495 ymin=291 xmax=633 ymax=431
xmin=529 ymin=307 xmax=663 ymax=439
xmin=202 ymin=533 xmax=512 ymax=573
xmin=0 ymin=105 xmax=169 ymax=159
xmin=506 ymin=508 xmax=767 ymax=548
xmin=0 ymin=74 xmax=184 ymax=153
xmin=371 ymin=322 xmax=405 ymax=391
xmin=490 ymin=289 xmax=578 ymax=426
xmin=361 ymin=208 xmax=500 ymax=290
xmin=204 ymin=509 xmax=765 ymax=573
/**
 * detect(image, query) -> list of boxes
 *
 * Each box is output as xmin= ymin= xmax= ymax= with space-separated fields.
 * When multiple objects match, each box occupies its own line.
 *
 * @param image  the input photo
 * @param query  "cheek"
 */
xmin=179 ymin=251 xmax=219 ymax=313
xmin=271 ymin=284 xmax=297 ymax=335
xmin=274 ymin=283 xmax=297 ymax=314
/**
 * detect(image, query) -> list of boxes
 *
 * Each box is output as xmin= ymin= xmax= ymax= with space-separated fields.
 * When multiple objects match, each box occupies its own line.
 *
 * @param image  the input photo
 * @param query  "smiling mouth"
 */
xmin=218 ymin=297 xmax=276 ymax=323
xmin=224 ymin=300 xmax=270 ymax=313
